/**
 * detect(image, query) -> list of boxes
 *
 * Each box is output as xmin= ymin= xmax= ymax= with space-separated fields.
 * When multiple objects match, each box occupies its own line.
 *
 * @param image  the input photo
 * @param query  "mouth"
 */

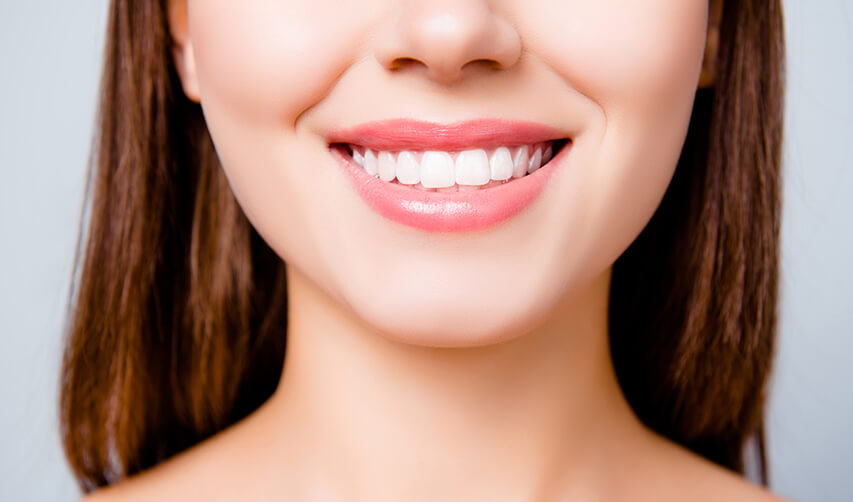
xmin=327 ymin=119 xmax=572 ymax=233
xmin=331 ymin=141 xmax=566 ymax=192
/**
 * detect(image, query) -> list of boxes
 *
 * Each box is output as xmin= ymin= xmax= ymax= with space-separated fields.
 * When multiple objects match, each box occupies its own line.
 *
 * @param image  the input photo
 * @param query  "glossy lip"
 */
xmin=327 ymin=119 xmax=571 ymax=233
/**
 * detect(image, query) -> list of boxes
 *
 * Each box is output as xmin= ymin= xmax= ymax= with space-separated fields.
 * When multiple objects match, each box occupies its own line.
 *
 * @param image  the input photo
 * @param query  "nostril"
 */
xmin=387 ymin=57 xmax=503 ymax=83
xmin=389 ymin=57 xmax=425 ymax=71
xmin=462 ymin=58 xmax=504 ymax=71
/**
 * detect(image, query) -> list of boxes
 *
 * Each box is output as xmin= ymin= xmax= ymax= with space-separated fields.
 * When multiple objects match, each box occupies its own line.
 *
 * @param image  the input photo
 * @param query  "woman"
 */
xmin=62 ymin=0 xmax=786 ymax=499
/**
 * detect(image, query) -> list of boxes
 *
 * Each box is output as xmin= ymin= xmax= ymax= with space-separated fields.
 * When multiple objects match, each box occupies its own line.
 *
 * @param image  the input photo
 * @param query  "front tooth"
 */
xmin=489 ymin=147 xmax=513 ymax=181
xmin=528 ymin=147 xmax=543 ymax=173
xmin=378 ymin=151 xmax=396 ymax=181
xmin=512 ymin=146 xmax=529 ymax=178
xmin=455 ymin=149 xmax=490 ymax=186
xmin=420 ymin=151 xmax=455 ymax=188
xmin=352 ymin=149 xmax=365 ymax=167
xmin=363 ymin=149 xmax=378 ymax=177
xmin=395 ymin=151 xmax=420 ymax=185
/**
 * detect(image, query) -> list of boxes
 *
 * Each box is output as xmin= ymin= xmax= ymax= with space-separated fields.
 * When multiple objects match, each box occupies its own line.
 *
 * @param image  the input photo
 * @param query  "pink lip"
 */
xmin=327 ymin=119 xmax=570 ymax=233
xmin=327 ymin=118 xmax=564 ymax=151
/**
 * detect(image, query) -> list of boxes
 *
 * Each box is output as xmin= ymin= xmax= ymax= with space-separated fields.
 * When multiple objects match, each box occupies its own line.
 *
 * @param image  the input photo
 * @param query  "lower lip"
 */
xmin=331 ymin=146 xmax=567 ymax=233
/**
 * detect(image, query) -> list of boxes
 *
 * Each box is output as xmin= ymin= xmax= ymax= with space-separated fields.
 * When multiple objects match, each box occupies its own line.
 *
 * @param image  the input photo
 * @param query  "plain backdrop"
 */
xmin=1 ymin=1 xmax=850 ymax=501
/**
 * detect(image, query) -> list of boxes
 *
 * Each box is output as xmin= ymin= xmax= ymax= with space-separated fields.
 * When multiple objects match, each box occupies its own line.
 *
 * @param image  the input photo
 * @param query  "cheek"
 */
xmin=187 ymin=0 xmax=382 ymax=124
xmin=183 ymin=0 xmax=386 ymax=256
xmin=528 ymin=0 xmax=708 ymax=108
xmin=522 ymin=0 xmax=709 ymax=275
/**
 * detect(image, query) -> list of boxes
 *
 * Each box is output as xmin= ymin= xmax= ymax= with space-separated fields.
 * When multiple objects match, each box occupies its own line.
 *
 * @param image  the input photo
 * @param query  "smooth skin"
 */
xmin=86 ymin=0 xmax=786 ymax=500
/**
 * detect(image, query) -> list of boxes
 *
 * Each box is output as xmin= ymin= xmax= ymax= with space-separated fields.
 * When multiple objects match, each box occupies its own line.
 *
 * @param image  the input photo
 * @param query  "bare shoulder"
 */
xmin=78 ymin=486 xmax=138 ymax=502
xmin=76 ymin=401 xmax=304 ymax=501
xmin=75 ymin=428 xmax=253 ymax=501
xmin=704 ymin=471 xmax=790 ymax=502
xmin=75 ymin=408 xmax=301 ymax=501
xmin=75 ymin=458 xmax=199 ymax=502
xmin=644 ymin=435 xmax=790 ymax=502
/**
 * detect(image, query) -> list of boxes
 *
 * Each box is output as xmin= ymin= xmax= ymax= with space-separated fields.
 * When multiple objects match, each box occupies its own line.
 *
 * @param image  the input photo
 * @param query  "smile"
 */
xmin=342 ymin=142 xmax=560 ymax=191
xmin=328 ymin=119 xmax=571 ymax=233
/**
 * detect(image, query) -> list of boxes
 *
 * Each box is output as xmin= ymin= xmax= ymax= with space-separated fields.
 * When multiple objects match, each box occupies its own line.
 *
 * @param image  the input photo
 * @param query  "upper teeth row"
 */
xmin=350 ymin=144 xmax=554 ymax=189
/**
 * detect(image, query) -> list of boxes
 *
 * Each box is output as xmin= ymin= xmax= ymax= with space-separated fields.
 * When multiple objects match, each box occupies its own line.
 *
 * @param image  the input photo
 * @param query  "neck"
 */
xmin=265 ymin=265 xmax=646 ymax=500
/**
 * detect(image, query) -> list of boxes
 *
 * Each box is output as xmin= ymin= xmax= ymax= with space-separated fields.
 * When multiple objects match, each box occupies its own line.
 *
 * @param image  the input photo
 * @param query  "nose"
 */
xmin=374 ymin=1 xmax=522 ymax=85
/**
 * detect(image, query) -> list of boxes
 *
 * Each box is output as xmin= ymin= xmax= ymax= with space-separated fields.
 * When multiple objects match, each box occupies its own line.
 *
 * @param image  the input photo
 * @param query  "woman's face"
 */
xmin=173 ymin=0 xmax=710 ymax=346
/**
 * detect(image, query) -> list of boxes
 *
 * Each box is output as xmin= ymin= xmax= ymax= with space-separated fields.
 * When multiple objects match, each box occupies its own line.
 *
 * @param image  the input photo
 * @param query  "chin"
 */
xmin=336 ymin=267 xmax=563 ymax=348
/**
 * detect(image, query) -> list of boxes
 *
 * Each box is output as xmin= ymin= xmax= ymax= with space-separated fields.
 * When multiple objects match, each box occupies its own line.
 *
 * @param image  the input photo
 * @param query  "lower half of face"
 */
xmin=183 ymin=0 xmax=709 ymax=346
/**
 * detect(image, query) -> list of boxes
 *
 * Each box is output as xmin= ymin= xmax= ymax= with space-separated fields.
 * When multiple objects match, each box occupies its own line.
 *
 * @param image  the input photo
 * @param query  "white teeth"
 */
xmin=363 ymin=149 xmax=378 ymax=177
xmin=378 ymin=151 xmax=396 ymax=182
xmin=395 ymin=151 xmax=420 ymax=185
xmin=528 ymin=147 xmax=542 ymax=174
xmin=489 ymin=147 xmax=513 ymax=181
xmin=455 ymin=149 xmax=491 ymax=186
xmin=512 ymin=146 xmax=529 ymax=179
xmin=349 ymin=142 xmax=560 ymax=189
xmin=352 ymin=149 xmax=365 ymax=167
xmin=420 ymin=151 xmax=456 ymax=188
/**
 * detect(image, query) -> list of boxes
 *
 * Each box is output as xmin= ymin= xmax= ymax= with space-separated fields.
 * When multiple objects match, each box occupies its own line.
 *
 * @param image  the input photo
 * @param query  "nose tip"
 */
xmin=374 ymin=2 xmax=522 ymax=85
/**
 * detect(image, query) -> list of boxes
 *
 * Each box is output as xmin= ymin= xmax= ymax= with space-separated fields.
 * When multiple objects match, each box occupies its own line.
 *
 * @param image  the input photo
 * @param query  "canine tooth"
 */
xmin=395 ymin=151 xmax=420 ymax=185
xmin=489 ymin=147 xmax=513 ymax=181
xmin=363 ymin=149 xmax=378 ymax=177
xmin=528 ymin=147 xmax=543 ymax=173
xmin=378 ymin=151 xmax=396 ymax=182
xmin=455 ymin=149 xmax=490 ymax=186
xmin=542 ymin=144 xmax=554 ymax=164
xmin=352 ymin=149 xmax=365 ymax=167
xmin=512 ymin=146 xmax=529 ymax=178
xmin=420 ymin=151 xmax=455 ymax=188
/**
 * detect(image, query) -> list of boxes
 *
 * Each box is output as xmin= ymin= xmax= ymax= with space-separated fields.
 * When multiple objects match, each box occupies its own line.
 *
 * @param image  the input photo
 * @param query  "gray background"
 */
xmin=1 ymin=1 xmax=850 ymax=501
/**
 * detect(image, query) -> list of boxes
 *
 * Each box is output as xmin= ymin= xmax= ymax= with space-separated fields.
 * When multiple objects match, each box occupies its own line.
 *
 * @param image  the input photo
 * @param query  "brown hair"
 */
xmin=60 ymin=0 xmax=785 ymax=492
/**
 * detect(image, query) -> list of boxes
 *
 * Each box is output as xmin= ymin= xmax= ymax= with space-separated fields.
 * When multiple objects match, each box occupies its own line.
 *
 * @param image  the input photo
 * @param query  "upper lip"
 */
xmin=326 ymin=119 xmax=567 ymax=151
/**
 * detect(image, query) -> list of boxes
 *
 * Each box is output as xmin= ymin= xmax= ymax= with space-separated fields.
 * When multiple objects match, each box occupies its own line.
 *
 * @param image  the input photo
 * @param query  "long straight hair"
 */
xmin=60 ymin=0 xmax=785 ymax=492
